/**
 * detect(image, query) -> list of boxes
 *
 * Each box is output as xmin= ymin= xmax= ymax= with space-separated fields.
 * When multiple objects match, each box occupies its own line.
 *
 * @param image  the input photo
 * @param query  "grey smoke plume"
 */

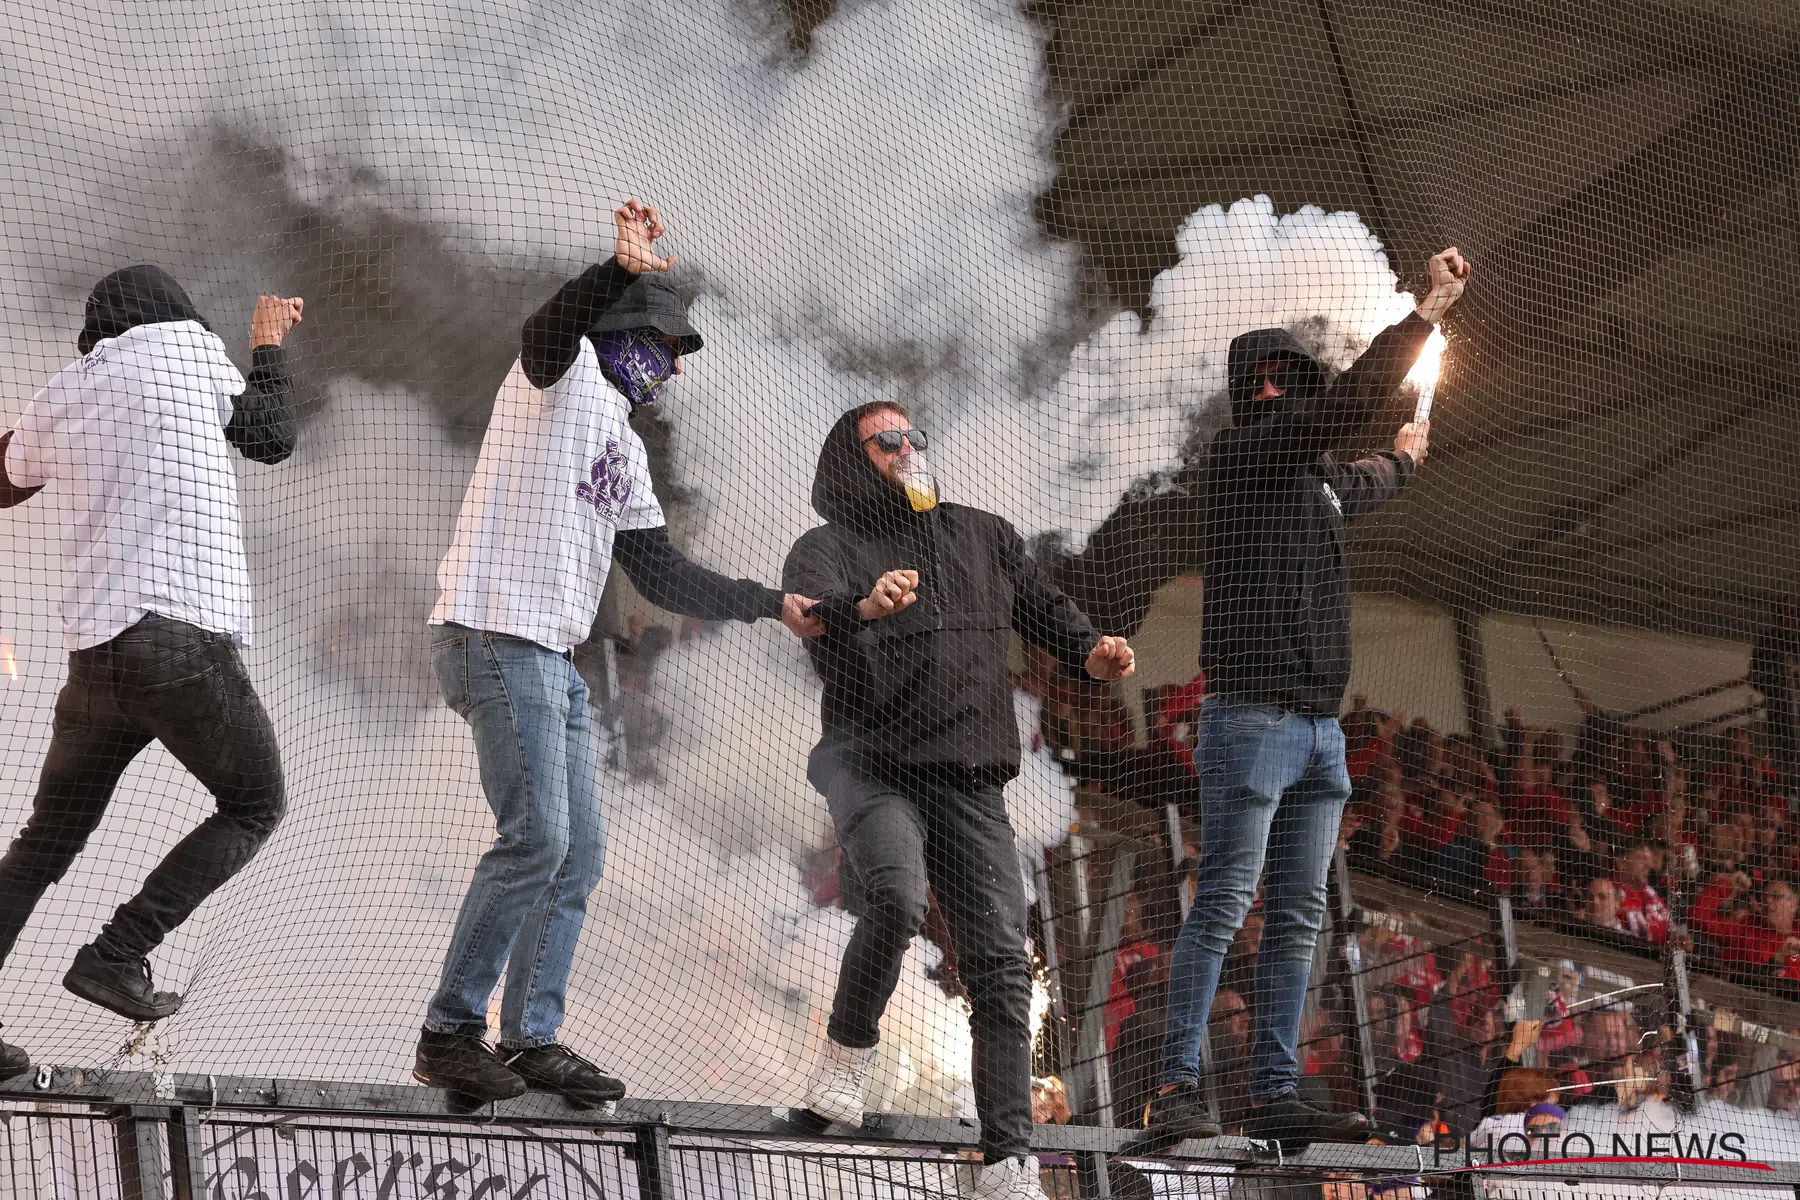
xmin=0 ymin=0 xmax=1412 ymax=1104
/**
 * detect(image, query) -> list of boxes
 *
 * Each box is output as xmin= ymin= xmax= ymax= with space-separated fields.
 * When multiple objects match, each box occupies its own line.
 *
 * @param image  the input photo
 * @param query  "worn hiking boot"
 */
xmin=971 ymin=1156 xmax=1049 ymax=1199
xmin=414 ymin=1030 xmax=527 ymax=1103
xmin=1143 ymin=1083 xmax=1223 ymax=1141
xmin=503 ymin=1044 xmax=625 ymax=1108
xmin=804 ymin=1038 xmax=878 ymax=1126
xmin=0 ymin=1031 xmax=30 ymax=1083
xmin=1243 ymin=1092 xmax=1371 ymax=1144
xmin=64 ymin=946 xmax=182 ymax=1021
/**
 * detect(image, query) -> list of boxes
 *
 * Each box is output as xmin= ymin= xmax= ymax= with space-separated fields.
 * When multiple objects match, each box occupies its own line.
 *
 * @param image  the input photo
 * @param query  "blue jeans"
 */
xmin=1159 ymin=700 xmax=1351 ymax=1100
xmin=424 ymin=623 xmax=606 ymax=1049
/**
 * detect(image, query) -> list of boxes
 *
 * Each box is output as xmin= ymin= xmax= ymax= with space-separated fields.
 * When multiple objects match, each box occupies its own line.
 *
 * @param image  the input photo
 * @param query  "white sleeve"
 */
xmin=6 ymin=396 xmax=53 ymax=487
xmin=616 ymin=428 xmax=666 ymax=532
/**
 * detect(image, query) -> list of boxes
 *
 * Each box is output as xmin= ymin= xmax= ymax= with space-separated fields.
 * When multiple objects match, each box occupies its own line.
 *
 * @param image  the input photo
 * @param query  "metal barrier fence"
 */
xmin=6 ymin=1082 xmax=1800 ymax=1200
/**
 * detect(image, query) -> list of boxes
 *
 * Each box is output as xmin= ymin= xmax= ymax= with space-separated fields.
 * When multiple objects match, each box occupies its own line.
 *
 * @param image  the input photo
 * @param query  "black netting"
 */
xmin=2 ymin=0 xmax=1799 ymax=1190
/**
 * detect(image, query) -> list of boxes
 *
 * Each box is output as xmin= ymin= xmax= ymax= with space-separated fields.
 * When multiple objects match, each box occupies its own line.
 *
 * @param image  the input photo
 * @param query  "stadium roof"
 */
xmin=1039 ymin=0 xmax=1800 ymax=643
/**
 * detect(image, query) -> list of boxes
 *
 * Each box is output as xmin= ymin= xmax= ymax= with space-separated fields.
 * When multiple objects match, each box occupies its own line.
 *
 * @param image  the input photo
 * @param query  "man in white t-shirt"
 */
xmin=415 ymin=199 xmax=823 ymax=1106
xmin=0 ymin=266 xmax=303 ymax=1080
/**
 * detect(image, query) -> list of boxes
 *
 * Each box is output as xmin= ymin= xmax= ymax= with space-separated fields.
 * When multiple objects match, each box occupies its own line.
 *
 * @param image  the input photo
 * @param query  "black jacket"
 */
xmin=1200 ymin=313 xmax=1433 ymax=713
xmin=79 ymin=265 xmax=298 ymax=465
xmin=784 ymin=409 xmax=1101 ymax=773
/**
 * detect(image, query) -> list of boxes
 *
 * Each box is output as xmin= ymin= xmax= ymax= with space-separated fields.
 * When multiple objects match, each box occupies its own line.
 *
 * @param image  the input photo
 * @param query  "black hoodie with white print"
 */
xmin=1200 ymin=312 xmax=1432 ymax=715
xmin=784 ymin=407 xmax=1100 ymax=773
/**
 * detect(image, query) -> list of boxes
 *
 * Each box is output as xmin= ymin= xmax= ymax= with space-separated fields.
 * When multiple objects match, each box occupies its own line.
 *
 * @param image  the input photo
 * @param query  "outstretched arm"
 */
xmin=616 ymin=526 xmax=823 ymax=635
xmin=521 ymin=198 xmax=674 ymax=390
xmin=1003 ymin=521 xmax=1101 ymax=674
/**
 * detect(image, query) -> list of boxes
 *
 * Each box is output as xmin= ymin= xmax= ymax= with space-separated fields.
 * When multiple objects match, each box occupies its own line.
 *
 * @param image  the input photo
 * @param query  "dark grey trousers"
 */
xmin=0 ymin=615 xmax=285 ymax=965
xmin=809 ymin=738 xmax=1035 ymax=1161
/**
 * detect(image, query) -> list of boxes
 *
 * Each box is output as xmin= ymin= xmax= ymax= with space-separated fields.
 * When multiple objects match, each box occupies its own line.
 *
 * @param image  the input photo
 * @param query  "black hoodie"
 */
xmin=784 ymin=409 xmax=1101 ymax=773
xmin=77 ymin=265 xmax=298 ymax=465
xmin=1201 ymin=312 xmax=1433 ymax=714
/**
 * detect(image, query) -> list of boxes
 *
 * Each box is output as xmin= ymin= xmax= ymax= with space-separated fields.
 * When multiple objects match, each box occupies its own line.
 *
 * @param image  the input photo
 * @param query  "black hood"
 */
xmin=78 ymin=265 xmax=211 ymax=355
xmin=587 ymin=273 xmax=703 ymax=355
xmin=810 ymin=408 xmax=918 ymax=531
xmin=1225 ymin=326 xmax=1327 ymax=427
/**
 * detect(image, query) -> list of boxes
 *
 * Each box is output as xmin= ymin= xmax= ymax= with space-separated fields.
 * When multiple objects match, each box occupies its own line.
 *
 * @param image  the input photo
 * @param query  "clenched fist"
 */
xmin=251 ymin=296 xmax=303 ymax=347
xmin=1414 ymin=247 xmax=1470 ymax=325
xmin=1085 ymin=635 xmax=1136 ymax=681
xmin=856 ymin=570 xmax=919 ymax=620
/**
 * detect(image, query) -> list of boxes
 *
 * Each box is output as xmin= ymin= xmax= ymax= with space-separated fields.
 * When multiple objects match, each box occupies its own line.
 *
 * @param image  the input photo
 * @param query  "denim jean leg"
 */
xmin=501 ymin=659 xmax=606 ymax=1048
xmin=425 ymin=627 xmax=574 ymax=1036
xmin=1246 ymin=716 xmax=1352 ymax=1100
xmin=1160 ymin=703 xmax=1313 ymax=1087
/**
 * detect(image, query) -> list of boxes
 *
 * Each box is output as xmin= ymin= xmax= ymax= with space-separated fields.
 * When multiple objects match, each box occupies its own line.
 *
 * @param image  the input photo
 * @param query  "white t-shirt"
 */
xmin=431 ymin=340 xmax=664 ymax=653
xmin=7 ymin=321 xmax=252 ymax=650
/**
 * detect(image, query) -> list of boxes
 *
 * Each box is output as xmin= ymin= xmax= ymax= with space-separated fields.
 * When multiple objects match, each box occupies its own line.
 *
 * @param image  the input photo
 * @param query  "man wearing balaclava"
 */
xmin=417 ymin=199 xmax=825 ymax=1108
xmin=1147 ymin=248 xmax=1470 ymax=1147
xmin=785 ymin=402 xmax=1136 ymax=1200
xmin=0 ymin=268 xmax=303 ymax=1079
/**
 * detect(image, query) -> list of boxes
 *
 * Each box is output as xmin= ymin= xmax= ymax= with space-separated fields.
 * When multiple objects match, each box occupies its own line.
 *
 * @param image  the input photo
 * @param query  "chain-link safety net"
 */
xmin=2 ymin=0 xmax=1799 ymax=1192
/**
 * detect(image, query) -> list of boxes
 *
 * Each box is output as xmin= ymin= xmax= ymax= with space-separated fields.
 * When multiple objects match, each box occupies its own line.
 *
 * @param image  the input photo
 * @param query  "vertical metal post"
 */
xmin=602 ymin=637 xmax=626 ymax=770
xmin=1036 ymin=856 xmax=1073 ymax=1083
xmin=631 ymin=1122 xmax=674 ymax=1200
xmin=1074 ymin=1150 xmax=1113 ymax=1199
xmin=167 ymin=1108 xmax=208 ymax=1200
xmin=1454 ymin=608 xmax=1495 ymax=746
xmin=1331 ymin=849 xmax=1377 ymax=1118
xmin=1073 ymin=850 xmax=1132 ymax=1124
xmin=1663 ymin=949 xmax=1701 ymax=1113
xmin=1163 ymin=802 xmax=1189 ymax=919
xmin=113 ymin=1107 xmax=168 ymax=1200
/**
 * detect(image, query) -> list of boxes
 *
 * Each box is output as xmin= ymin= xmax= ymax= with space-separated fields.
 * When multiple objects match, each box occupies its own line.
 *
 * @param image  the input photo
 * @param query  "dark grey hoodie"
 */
xmin=1200 ymin=313 xmax=1433 ymax=714
xmin=784 ymin=407 xmax=1100 ymax=773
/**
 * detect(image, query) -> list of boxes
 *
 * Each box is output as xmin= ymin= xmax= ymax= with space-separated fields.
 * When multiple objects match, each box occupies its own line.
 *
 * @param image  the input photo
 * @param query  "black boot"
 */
xmin=64 ymin=945 xmax=182 ymax=1021
xmin=1243 ymin=1093 xmax=1371 ymax=1145
xmin=415 ymin=1030 xmax=527 ymax=1103
xmin=503 ymin=1044 xmax=625 ymax=1108
xmin=1143 ymin=1083 xmax=1223 ymax=1141
xmin=0 ymin=1030 xmax=30 ymax=1083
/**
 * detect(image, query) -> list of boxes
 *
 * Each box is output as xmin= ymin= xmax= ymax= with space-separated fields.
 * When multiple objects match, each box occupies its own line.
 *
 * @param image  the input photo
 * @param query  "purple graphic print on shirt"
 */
xmin=576 ymin=440 xmax=633 ymax=519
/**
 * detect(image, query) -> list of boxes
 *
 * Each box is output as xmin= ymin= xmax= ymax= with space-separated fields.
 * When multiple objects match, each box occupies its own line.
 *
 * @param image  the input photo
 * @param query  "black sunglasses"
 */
xmin=861 ymin=428 xmax=929 ymax=454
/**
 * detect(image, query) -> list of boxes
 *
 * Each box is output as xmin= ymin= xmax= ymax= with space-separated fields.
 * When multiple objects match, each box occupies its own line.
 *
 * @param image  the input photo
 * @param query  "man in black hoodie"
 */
xmin=0 ymin=268 xmax=302 ymax=1076
xmin=1149 ymin=248 xmax=1470 ymax=1146
xmin=785 ymin=402 xmax=1135 ymax=1200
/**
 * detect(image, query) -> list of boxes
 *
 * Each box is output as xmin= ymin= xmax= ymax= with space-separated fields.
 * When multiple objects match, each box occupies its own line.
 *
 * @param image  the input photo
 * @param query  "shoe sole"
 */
xmin=412 ymin=1068 xmax=528 ymax=1103
xmin=63 ymin=972 xmax=181 ymax=1023
xmin=0 ymin=1060 xmax=31 ymax=1084
xmin=804 ymin=1099 xmax=865 ymax=1127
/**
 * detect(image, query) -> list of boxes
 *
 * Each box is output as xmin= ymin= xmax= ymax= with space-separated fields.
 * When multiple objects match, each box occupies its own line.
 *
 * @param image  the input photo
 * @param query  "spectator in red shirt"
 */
xmin=1583 ymin=878 xmax=1629 ymax=935
xmin=1615 ymin=844 xmax=1670 ymax=944
xmin=1693 ymin=873 xmax=1800 ymax=970
xmin=1508 ymin=742 xmax=1571 ymax=850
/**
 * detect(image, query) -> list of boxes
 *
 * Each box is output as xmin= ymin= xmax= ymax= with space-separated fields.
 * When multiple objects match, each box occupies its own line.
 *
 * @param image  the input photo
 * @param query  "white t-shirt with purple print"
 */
xmin=431 ymin=339 xmax=664 ymax=653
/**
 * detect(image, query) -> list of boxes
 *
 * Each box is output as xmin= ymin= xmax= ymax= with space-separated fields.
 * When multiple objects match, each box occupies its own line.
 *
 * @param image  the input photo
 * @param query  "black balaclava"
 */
xmin=78 ymin=265 xmax=211 ymax=355
xmin=1224 ymin=326 xmax=1328 ymax=427
xmin=810 ymin=406 xmax=920 ymax=533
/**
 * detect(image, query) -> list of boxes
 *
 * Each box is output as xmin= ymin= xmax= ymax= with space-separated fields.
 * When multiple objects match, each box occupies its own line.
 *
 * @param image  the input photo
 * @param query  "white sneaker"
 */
xmin=805 ymin=1038 xmax=878 ymax=1126
xmin=972 ymin=1156 xmax=1048 ymax=1199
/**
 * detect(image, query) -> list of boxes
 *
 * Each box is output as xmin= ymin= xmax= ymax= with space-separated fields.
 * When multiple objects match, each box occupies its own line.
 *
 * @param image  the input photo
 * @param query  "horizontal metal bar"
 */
xmin=5 ymin=1071 xmax=1800 ymax=1184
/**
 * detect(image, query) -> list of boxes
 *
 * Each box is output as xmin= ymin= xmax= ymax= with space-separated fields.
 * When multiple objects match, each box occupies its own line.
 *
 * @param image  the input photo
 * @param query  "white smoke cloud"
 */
xmin=0 ymin=0 xmax=1412 ymax=1112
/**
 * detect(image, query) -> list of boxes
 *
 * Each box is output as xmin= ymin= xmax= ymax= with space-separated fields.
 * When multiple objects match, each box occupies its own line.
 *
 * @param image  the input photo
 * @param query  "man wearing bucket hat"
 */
xmin=417 ymin=198 xmax=824 ymax=1107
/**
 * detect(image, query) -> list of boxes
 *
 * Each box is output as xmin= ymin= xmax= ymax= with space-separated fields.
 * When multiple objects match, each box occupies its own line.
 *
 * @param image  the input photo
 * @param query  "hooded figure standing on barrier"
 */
xmin=417 ymin=199 xmax=825 ymax=1108
xmin=0 ymin=267 xmax=304 ymax=1077
xmin=1145 ymin=248 xmax=1471 ymax=1146
xmin=785 ymin=402 xmax=1136 ymax=1200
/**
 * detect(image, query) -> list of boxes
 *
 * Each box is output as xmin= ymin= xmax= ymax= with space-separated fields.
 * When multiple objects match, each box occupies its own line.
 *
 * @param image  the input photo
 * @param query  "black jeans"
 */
xmin=0 ymin=615 xmax=285 ymax=965
xmin=809 ymin=739 xmax=1034 ymax=1161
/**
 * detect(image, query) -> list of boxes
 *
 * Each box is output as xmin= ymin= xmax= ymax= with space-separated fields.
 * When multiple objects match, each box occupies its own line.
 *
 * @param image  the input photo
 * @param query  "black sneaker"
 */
xmin=1142 ymin=1084 xmax=1223 ymax=1141
xmin=0 ymin=1031 xmax=29 ymax=1083
xmin=1243 ymin=1092 xmax=1371 ymax=1145
xmin=414 ymin=1030 xmax=527 ymax=1103
xmin=503 ymin=1044 xmax=626 ymax=1108
xmin=64 ymin=946 xmax=182 ymax=1021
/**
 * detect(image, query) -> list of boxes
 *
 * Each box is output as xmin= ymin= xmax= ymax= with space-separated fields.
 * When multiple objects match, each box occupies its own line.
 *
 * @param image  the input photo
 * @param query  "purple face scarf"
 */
xmin=591 ymin=328 xmax=676 ymax=408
